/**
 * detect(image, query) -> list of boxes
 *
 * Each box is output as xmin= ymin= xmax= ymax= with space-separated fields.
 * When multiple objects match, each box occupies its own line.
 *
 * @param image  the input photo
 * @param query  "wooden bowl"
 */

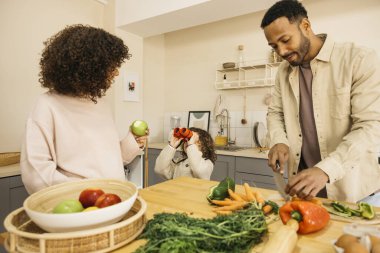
xmin=23 ymin=179 xmax=137 ymax=233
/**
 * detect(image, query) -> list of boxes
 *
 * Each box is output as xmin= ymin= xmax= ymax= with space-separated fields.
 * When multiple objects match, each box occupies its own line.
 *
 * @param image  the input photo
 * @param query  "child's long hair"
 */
xmin=179 ymin=127 xmax=217 ymax=164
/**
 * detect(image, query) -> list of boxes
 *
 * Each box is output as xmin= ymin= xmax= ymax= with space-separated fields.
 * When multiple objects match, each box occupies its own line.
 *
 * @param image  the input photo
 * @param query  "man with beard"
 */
xmin=261 ymin=0 xmax=380 ymax=205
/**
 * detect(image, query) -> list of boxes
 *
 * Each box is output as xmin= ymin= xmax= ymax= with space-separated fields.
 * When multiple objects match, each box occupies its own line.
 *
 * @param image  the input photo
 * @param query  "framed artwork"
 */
xmin=188 ymin=111 xmax=211 ymax=132
xmin=123 ymin=72 xmax=140 ymax=102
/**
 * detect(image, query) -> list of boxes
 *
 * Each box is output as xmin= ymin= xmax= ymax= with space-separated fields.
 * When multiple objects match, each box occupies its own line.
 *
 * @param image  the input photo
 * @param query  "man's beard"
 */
xmin=286 ymin=32 xmax=310 ymax=66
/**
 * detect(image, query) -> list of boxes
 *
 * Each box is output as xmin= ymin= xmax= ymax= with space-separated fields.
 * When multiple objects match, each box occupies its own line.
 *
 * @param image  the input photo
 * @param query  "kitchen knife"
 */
xmin=273 ymin=160 xmax=291 ymax=201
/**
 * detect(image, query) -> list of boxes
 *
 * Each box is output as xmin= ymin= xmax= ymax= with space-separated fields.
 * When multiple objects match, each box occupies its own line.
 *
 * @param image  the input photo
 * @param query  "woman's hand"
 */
xmin=133 ymin=128 xmax=149 ymax=149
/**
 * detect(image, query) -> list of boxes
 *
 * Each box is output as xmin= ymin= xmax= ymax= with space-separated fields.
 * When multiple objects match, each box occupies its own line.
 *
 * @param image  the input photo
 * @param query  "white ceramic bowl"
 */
xmin=23 ymin=179 xmax=138 ymax=233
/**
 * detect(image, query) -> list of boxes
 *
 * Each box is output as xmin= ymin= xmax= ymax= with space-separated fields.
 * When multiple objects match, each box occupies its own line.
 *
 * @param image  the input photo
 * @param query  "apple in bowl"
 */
xmin=79 ymin=188 xmax=105 ymax=208
xmin=23 ymin=179 xmax=138 ymax=233
xmin=95 ymin=193 xmax=122 ymax=208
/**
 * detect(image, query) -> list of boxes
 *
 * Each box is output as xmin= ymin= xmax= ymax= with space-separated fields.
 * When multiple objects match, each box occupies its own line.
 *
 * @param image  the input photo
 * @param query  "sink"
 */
xmin=214 ymin=145 xmax=249 ymax=152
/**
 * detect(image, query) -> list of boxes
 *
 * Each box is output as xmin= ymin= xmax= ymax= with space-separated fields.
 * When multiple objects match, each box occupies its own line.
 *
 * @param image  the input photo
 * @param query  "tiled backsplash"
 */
xmin=163 ymin=110 xmax=268 ymax=147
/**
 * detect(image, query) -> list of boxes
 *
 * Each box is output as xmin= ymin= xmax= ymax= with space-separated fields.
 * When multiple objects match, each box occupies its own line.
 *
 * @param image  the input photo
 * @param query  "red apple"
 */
xmin=95 ymin=193 xmax=122 ymax=208
xmin=79 ymin=188 xmax=105 ymax=208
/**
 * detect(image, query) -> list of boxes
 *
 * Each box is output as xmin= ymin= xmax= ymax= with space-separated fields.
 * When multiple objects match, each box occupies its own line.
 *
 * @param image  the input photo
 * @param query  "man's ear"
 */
xmin=300 ymin=18 xmax=311 ymax=32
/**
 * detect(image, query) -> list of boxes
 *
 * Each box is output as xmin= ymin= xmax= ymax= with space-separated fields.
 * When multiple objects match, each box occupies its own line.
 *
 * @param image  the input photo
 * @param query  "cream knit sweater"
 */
xmin=154 ymin=144 xmax=214 ymax=180
xmin=21 ymin=92 xmax=141 ymax=194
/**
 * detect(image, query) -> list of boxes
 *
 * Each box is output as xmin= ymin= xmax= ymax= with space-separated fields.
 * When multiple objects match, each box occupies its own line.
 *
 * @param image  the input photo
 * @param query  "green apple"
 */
xmin=53 ymin=199 xmax=84 ymax=214
xmin=131 ymin=120 xmax=148 ymax=136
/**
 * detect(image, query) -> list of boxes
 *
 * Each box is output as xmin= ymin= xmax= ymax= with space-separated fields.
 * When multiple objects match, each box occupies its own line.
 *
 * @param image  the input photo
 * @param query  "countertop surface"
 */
xmin=114 ymin=177 xmax=352 ymax=253
xmin=149 ymin=142 xmax=269 ymax=159
xmin=0 ymin=163 xmax=20 ymax=178
xmin=0 ymin=144 xmax=268 ymax=179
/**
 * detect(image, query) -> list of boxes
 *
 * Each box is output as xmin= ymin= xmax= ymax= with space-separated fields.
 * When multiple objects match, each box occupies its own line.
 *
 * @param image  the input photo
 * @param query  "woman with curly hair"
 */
xmin=20 ymin=25 xmax=148 ymax=194
xmin=154 ymin=127 xmax=216 ymax=180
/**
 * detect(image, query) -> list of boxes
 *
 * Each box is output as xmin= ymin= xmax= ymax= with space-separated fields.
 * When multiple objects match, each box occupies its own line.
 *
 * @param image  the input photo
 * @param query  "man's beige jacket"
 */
xmin=267 ymin=34 xmax=380 ymax=202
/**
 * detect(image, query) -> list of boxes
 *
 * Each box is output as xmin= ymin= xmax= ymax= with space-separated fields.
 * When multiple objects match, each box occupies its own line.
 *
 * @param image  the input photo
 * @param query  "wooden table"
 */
xmin=1 ymin=177 xmax=377 ymax=253
xmin=115 ymin=177 xmax=351 ymax=253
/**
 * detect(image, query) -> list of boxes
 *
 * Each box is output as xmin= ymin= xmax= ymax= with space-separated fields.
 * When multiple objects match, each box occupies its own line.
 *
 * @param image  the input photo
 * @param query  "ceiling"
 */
xmin=117 ymin=0 xmax=278 ymax=38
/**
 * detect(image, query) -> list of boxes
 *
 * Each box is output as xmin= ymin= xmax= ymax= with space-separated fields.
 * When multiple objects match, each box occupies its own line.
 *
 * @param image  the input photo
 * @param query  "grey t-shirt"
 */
xmin=299 ymin=63 xmax=327 ymax=198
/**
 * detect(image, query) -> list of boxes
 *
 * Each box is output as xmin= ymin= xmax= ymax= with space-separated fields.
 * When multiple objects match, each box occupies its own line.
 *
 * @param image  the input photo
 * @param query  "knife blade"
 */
xmin=273 ymin=171 xmax=290 ymax=201
xmin=273 ymin=160 xmax=291 ymax=201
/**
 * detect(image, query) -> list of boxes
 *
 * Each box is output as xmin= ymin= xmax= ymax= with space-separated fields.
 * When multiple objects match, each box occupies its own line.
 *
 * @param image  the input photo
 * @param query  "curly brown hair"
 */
xmin=39 ymin=24 xmax=131 ymax=103
xmin=180 ymin=127 xmax=217 ymax=164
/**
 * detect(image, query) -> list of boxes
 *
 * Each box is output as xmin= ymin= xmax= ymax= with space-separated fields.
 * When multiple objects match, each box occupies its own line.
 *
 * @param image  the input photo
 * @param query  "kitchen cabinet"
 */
xmin=214 ymin=61 xmax=280 ymax=90
xmin=235 ymin=157 xmax=277 ymax=189
xmin=211 ymin=155 xmax=235 ymax=181
xmin=146 ymin=148 xmax=278 ymax=191
xmin=146 ymin=148 xmax=166 ymax=186
xmin=0 ymin=175 xmax=29 ymax=233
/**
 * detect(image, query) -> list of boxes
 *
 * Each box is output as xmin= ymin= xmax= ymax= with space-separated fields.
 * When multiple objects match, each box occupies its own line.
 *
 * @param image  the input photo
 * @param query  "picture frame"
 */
xmin=188 ymin=111 xmax=211 ymax=132
xmin=123 ymin=72 xmax=140 ymax=102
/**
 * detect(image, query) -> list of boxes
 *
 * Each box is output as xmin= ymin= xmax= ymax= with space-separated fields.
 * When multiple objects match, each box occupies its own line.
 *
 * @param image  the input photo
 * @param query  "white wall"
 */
xmin=0 ymin=0 xmax=106 ymax=152
xmin=143 ymin=0 xmax=380 ymax=144
xmin=116 ymin=0 xmax=208 ymax=26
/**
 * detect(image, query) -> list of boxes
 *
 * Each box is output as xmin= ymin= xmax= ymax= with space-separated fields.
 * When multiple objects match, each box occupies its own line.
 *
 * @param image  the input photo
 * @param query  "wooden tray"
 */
xmin=4 ymin=197 xmax=147 ymax=253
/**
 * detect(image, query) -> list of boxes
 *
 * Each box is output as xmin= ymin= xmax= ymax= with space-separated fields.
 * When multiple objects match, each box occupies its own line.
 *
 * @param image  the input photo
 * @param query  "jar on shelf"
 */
xmin=237 ymin=45 xmax=245 ymax=67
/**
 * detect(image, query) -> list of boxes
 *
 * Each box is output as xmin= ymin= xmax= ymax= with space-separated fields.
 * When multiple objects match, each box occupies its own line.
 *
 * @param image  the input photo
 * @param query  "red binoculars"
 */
xmin=173 ymin=128 xmax=193 ymax=141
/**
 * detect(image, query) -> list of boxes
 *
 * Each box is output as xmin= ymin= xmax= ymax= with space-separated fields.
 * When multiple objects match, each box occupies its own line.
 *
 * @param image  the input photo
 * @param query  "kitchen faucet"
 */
xmin=219 ymin=109 xmax=235 ymax=146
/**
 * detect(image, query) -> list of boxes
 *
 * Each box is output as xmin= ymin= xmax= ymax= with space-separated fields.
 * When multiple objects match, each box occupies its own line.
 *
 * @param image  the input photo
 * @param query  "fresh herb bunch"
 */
xmin=134 ymin=205 xmax=267 ymax=253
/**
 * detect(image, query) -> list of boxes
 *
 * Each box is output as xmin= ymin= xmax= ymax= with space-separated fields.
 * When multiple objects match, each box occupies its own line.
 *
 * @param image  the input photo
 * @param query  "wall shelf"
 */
xmin=215 ymin=61 xmax=281 ymax=90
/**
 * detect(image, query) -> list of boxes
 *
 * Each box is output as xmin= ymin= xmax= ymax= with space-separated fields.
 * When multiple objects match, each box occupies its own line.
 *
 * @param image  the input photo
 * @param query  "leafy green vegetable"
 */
xmin=134 ymin=205 xmax=267 ymax=253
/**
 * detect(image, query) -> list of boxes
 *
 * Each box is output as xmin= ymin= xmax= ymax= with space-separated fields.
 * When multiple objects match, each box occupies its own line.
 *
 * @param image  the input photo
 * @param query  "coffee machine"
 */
xmin=168 ymin=115 xmax=181 ymax=141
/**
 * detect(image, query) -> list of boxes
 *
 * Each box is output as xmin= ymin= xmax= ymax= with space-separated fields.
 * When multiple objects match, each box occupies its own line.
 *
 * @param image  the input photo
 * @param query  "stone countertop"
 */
xmin=0 ymin=163 xmax=20 ymax=178
xmin=148 ymin=143 xmax=268 ymax=159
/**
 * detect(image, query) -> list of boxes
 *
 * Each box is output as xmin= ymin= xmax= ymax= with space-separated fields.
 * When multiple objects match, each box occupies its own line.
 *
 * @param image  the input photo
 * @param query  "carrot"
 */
xmin=224 ymin=198 xmax=233 ymax=202
xmin=243 ymin=183 xmax=256 ymax=202
xmin=253 ymin=191 xmax=265 ymax=204
xmin=211 ymin=199 xmax=236 ymax=206
xmin=237 ymin=193 xmax=250 ymax=202
xmin=228 ymin=189 xmax=244 ymax=201
xmin=213 ymin=202 xmax=248 ymax=211
xmin=214 ymin=210 xmax=232 ymax=215
xmin=262 ymin=204 xmax=273 ymax=214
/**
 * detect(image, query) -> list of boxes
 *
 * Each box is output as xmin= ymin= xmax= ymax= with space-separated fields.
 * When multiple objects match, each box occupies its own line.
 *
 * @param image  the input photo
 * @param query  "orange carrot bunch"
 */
xmin=211 ymin=183 xmax=276 ymax=216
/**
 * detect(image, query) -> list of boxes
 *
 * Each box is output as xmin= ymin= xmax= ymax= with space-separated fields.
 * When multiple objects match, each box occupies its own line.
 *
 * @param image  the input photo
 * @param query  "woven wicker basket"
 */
xmin=4 ymin=197 xmax=147 ymax=253
xmin=0 ymin=152 xmax=20 ymax=166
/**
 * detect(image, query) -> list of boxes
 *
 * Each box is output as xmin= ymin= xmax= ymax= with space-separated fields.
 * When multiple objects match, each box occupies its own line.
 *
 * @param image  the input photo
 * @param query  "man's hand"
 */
xmin=285 ymin=167 xmax=329 ymax=200
xmin=268 ymin=143 xmax=289 ymax=173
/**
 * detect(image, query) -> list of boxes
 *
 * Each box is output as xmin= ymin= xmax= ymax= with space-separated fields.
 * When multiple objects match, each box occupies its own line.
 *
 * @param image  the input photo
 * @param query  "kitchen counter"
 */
xmin=0 ymin=144 xmax=268 ymax=179
xmin=0 ymin=163 xmax=20 ymax=178
xmin=149 ymin=142 xmax=269 ymax=159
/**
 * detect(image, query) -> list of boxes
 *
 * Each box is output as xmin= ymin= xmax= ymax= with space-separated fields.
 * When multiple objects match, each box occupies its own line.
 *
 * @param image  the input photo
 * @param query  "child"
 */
xmin=155 ymin=127 xmax=216 ymax=180
xmin=20 ymin=25 xmax=148 ymax=194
